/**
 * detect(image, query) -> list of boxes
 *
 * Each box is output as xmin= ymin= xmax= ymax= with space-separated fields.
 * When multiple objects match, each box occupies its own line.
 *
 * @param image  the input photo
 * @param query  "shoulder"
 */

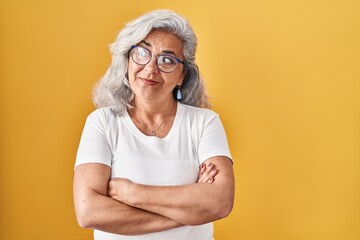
xmin=179 ymin=103 xmax=219 ymax=123
xmin=87 ymin=106 xmax=120 ymax=121
xmin=84 ymin=106 xmax=124 ymax=130
xmin=180 ymin=103 xmax=218 ymax=117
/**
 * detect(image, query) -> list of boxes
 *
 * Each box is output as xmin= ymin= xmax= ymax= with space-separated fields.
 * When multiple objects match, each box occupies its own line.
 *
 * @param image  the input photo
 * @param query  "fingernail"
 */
xmin=201 ymin=164 xmax=205 ymax=168
xmin=212 ymin=168 xmax=217 ymax=172
xmin=208 ymin=162 xmax=212 ymax=167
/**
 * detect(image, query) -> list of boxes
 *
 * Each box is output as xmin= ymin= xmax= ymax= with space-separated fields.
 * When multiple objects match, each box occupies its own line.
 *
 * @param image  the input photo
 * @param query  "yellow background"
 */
xmin=1 ymin=0 xmax=359 ymax=239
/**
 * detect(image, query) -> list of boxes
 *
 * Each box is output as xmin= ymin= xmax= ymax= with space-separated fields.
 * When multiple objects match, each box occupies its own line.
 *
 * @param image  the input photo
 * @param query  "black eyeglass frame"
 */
xmin=129 ymin=45 xmax=186 ymax=73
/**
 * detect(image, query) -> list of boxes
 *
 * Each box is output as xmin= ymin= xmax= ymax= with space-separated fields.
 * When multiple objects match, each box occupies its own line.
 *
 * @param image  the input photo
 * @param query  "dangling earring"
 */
xmin=176 ymin=85 xmax=182 ymax=100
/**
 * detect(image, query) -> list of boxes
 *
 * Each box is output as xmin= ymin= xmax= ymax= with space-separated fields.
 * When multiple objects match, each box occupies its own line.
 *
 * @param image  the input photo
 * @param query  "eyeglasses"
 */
xmin=129 ymin=45 xmax=185 ymax=73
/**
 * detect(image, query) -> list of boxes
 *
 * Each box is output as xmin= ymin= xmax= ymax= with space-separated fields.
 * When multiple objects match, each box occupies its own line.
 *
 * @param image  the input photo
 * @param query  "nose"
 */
xmin=143 ymin=56 xmax=159 ymax=73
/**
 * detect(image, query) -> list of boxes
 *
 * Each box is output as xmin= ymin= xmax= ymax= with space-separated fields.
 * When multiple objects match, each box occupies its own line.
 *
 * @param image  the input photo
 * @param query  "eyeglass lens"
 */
xmin=131 ymin=46 xmax=179 ymax=73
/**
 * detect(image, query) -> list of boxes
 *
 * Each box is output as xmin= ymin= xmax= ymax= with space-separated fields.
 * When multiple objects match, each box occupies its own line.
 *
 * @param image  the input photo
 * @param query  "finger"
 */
xmin=206 ymin=164 xmax=218 ymax=180
xmin=201 ymin=164 xmax=217 ymax=183
xmin=211 ymin=167 xmax=218 ymax=176
xmin=208 ymin=176 xmax=214 ymax=183
xmin=197 ymin=165 xmax=206 ymax=182
xmin=199 ymin=164 xmax=206 ymax=175
xmin=205 ymin=170 xmax=216 ymax=182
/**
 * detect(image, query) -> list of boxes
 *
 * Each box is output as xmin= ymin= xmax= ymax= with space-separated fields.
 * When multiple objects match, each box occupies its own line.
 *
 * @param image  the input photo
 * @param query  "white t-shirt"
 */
xmin=75 ymin=103 xmax=232 ymax=240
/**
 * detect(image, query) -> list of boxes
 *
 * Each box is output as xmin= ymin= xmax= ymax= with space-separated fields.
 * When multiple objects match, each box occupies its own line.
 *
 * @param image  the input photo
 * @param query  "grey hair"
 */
xmin=93 ymin=9 xmax=210 ymax=115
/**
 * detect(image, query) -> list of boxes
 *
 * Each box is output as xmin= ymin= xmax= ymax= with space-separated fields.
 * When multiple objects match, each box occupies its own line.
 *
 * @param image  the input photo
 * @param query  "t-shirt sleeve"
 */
xmin=198 ymin=112 xmax=233 ymax=165
xmin=74 ymin=110 xmax=112 ymax=168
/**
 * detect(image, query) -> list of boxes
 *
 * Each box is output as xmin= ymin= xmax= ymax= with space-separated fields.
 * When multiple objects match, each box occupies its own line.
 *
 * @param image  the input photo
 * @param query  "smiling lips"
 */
xmin=139 ymin=77 xmax=159 ymax=86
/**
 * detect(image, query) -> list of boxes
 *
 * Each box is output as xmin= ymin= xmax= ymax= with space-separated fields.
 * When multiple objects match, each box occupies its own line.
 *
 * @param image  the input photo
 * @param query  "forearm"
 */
xmin=109 ymin=157 xmax=234 ymax=225
xmin=122 ymin=182 xmax=232 ymax=226
xmin=73 ymin=164 xmax=182 ymax=235
xmin=108 ymin=157 xmax=234 ymax=226
xmin=75 ymin=188 xmax=182 ymax=235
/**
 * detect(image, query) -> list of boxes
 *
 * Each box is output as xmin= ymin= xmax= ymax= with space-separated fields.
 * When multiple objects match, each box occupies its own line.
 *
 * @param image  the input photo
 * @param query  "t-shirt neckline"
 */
xmin=123 ymin=102 xmax=184 ymax=143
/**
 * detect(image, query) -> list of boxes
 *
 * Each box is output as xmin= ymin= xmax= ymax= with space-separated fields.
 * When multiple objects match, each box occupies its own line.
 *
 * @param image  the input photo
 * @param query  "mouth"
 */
xmin=139 ymin=77 xmax=159 ymax=86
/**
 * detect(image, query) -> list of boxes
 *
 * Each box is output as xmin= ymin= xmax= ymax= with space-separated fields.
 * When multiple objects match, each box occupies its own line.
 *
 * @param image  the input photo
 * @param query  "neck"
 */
xmin=130 ymin=97 xmax=178 ymax=124
xmin=129 ymin=97 xmax=178 ymax=137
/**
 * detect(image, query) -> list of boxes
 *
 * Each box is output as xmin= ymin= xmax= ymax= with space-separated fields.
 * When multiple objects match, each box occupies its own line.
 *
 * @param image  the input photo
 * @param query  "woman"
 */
xmin=73 ymin=9 xmax=234 ymax=240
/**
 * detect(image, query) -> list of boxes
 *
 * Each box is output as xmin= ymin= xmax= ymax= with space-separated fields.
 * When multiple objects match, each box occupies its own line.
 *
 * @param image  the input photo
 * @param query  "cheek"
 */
xmin=128 ymin=61 xmax=141 ymax=81
xmin=172 ymin=69 xmax=185 ymax=85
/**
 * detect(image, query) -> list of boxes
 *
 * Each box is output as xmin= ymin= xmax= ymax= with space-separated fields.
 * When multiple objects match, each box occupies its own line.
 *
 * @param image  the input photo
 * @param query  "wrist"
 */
xmin=124 ymin=181 xmax=138 ymax=205
xmin=108 ymin=178 xmax=136 ymax=204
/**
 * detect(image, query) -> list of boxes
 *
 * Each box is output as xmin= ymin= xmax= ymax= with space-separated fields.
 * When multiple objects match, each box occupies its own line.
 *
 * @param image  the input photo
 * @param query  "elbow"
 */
xmin=76 ymin=213 xmax=92 ymax=229
xmin=216 ymin=202 xmax=233 ymax=219
xmin=214 ymin=198 xmax=234 ymax=220
xmin=215 ymin=186 xmax=235 ymax=220
xmin=76 ymin=211 xmax=91 ymax=229
xmin=186 ymin=199 xmax=234 ymax=226
xmin=75 ymin=203 xmax=96 ymax=229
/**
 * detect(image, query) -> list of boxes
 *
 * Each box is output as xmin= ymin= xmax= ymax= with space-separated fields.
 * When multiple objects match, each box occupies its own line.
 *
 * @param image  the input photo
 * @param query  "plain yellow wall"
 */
xmin=1 ymin=0 xmax=359 ymax=239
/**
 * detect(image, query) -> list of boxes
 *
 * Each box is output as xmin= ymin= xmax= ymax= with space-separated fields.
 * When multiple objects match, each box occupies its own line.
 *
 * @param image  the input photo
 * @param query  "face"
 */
xmin=128 ymin=30 xmax=186 ymax=103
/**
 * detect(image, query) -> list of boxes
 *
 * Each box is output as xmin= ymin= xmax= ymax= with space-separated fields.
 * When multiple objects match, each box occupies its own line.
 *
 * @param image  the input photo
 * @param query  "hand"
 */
xmin=108 ymin=178 xmax=134 ymax=203
xmin=198 ymin=162 xmax=218 ymax=183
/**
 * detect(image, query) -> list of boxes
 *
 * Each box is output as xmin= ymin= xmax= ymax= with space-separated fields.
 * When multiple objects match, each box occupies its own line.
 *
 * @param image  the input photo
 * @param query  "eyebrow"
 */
xmin=140 ymin=40 xmax=176 ymax=55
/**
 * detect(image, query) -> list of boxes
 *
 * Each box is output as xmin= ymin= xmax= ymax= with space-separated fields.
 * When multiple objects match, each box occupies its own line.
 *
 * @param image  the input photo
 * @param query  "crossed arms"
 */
xmin=73 ymin=156 xmax=234 ymax=235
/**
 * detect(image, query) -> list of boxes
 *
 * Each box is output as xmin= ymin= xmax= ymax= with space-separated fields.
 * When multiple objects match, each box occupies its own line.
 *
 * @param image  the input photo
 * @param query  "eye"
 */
xmin=158 ymin=55 xmax=176 ymax=65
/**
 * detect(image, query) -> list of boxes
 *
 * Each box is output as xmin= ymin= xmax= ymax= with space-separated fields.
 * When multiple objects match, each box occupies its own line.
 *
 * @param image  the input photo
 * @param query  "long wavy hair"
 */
xmin=93 ymin=9 xmax=210 ymax=115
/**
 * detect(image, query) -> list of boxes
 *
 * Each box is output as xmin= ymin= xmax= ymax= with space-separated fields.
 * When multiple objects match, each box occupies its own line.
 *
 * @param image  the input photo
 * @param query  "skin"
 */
xmin=108 ymin=157 xmax=234 ymax=226
xmin=128 ymin=30 xmax=186 ymax=103
xmin=73 ymin=161 xmax=218 ymax=235
xmin=127 ymin=30 xmax=187 ymax=137
xmin=73 ymin=30 xmax=235 ymax=235
xmin=74 ymin=163 xmax=181 ymax=235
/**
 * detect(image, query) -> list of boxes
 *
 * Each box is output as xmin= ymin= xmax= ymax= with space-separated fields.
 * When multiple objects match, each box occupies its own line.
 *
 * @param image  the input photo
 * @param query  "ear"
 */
xmin=177 ymin=68 xmax=188 ymax=86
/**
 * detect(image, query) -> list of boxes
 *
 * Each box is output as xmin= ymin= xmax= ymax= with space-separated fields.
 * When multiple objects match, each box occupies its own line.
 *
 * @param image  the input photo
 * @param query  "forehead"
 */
xmin=141 ymin=30 xmax=184 ymax=55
